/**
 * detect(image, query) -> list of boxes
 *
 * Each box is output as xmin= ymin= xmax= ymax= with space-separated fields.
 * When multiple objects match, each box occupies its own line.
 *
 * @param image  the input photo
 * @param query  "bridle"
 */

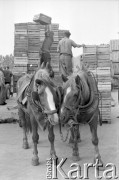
xmin=61 ymin=83 xmax=83 ymax=124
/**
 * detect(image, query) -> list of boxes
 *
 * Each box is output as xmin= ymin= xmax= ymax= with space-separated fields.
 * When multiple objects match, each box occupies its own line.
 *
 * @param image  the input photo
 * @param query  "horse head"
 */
xmin=60 ymin=74 xmax=82 ymax=125
xmin=60 ymin=71 xmax=90 ymax=126
xmin=32 ymin=62 xmax=59 ymax=125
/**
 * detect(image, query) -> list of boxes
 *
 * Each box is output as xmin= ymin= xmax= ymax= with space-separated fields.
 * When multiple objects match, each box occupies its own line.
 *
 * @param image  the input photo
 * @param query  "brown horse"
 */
xmin=59 ymin=70 xmax=104 ymax=166
xmin=17 ymin=63 xmax=59 ymax=165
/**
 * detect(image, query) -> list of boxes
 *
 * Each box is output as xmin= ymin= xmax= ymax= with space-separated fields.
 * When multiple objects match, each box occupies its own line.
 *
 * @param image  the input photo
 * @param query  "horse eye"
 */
xmin=36 ymin=83 xmax=39 ymax=87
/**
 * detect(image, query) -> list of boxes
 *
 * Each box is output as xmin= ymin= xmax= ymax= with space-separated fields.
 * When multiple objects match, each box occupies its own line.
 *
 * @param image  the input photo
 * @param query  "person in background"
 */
xmin=57 ymin=30 xmax=85 ymax=79
xmin=4 ymin=66 xmax=13 ymax=95
xmin=0 ymin=68 xmax=7 ymax=105
xmin=40 ymin=30 xmax=54 ymax=78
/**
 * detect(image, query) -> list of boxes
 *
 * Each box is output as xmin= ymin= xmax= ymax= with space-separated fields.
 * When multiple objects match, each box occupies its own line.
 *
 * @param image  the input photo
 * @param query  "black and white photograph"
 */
xmin=0 ymin=0 xmax=119 ymax=179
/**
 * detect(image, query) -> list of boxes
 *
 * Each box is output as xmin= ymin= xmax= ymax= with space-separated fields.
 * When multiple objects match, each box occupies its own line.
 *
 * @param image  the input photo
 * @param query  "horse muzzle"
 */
xmin=45 ymin=109 xmax=59 ymax=126
xmin=44 ymin=109 xmax=57 ymax=115
xmin=60 ymin=114 xmax=68 ymax=125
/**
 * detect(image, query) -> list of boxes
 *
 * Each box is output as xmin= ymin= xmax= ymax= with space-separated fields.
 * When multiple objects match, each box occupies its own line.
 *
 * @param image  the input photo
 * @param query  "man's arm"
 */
xmin=71 ymin=40 xmax=85 ymax=48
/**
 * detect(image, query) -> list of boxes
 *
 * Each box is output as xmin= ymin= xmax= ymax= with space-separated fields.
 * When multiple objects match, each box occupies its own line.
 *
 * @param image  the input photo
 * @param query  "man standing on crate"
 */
xmin=40 ymin=30 xmax=54 ymax=78
xmin=57 ymin=30 xmax=85 ymax=79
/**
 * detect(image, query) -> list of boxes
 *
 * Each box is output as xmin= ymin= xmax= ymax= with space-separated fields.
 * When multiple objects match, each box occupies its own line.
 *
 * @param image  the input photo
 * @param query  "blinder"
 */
xmin=34 ymin=78 xmax=58 ymax=116
xmin=31 ymin=91 xmax=43 ymax=112
xmin=35 ymin=79 xmax=43 ymax=85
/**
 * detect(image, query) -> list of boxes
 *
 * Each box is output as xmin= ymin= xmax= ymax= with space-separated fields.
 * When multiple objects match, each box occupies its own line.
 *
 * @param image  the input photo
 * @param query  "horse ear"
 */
xmin=75 ymin=75 xmax=80 ymax=85
xmin=46 ymin=62 xmax=49 ymax=70
xmin=40 ymin=62 xmax=45 ymax=69
xmin=61 ymin=74 xmax=68 ymax=82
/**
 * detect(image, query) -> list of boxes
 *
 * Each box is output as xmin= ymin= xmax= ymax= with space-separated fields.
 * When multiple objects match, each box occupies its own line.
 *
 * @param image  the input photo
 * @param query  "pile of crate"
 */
xmin=27 ymin=23 xmax=42 ymax=73
xmin=50 ymin=24 xmax=59 ymax=73
xmin=83 ymin=45 xmax=111 ymax=123
xmin=110 ymin=39 xmax=119 ymax=88
xmin=14 ymin=19 xmax=67 ymax=77
xmin=14 ymin=23 xmax=28 ymax=74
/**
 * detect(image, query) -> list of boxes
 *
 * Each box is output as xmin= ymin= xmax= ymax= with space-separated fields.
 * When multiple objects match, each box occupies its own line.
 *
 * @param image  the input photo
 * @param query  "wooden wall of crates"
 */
xmin=110 ymin=39 xmax=119 ymax=88
xmin=14 ymin=22 xmax=67 ymax=75
xmin=83 ymin=45 xmax=111 ymax=123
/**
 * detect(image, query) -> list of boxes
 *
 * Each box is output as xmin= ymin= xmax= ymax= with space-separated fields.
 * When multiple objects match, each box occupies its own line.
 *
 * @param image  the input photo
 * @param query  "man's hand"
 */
xmin=81 ymin=44 xmax=85 ymax=48
xmin=77 ymin=44 xmax=85 ymax=48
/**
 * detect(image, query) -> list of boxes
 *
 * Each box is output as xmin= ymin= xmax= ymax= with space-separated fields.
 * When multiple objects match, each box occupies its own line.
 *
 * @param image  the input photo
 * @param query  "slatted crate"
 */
xmin=83 ymin=45 xmax=111 ymax=123
xmin=110 ymin=39 xmax=119 ymax=51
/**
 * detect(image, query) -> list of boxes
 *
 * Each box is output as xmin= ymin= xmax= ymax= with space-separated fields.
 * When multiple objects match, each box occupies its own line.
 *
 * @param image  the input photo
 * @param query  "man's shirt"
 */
xmin=57 ymin=37 xmax=78 ymax=56
xmin=41 ymin=31 xmax=54 ymax=53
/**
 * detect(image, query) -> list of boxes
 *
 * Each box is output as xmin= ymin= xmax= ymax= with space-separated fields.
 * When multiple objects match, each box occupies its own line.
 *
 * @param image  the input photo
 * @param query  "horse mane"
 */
xmin=63 ymin=70 xmax=90 ymax=105
xmin=63 ymin=74 xmax=76 ymax=90
xmin=33 ymin=68 xmax=52 ymax=91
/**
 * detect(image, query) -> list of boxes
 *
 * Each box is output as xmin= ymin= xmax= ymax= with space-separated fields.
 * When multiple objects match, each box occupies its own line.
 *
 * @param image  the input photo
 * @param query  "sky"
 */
xmin=0 ymin=0 xmax=119 ymax=57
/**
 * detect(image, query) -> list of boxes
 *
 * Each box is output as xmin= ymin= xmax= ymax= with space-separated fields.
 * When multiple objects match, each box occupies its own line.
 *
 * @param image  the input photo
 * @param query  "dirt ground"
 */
xmin=0 ymin=90 xmax=119 ymax=180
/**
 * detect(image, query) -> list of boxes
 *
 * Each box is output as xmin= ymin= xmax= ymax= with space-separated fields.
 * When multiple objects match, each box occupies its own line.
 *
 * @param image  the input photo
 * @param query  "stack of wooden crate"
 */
xmin=83 ymin=45 xmax=111 ymax=123
xmin=110 ymin=39 xmax=119 ymax=88
xmin=27 ymin=22 xmax=41 ymax=73
xmin=50 ymin=24 xmax=59 ymax=73
xmin=14 ymin=21 xmax=68 ymax=77
xmin=14 ymin=23 xmax=28 ymax=74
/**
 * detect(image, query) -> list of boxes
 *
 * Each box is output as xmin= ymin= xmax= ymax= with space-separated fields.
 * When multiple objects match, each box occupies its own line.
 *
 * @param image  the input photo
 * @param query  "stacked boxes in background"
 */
xmin=14 ymin=23 xmax=28 ymax=74
xmin=27 ymin=22 xmax=41 ymax=73
xmin=83 ymin=45 xmax=111 ymax=123
xmin=14 ymin=21 xmax=67 ymax=80
xmin=110 ymin=39 xmax=119 ymax=88
xmin=50 ymin=24 xmax=59 ymax=73
xmin=14 ymin=14 xmax=68 ymax=87
xmin=82 ymin=45 xmax=97 ymax=78
xmin=14 ymin=23 xmax=28 ymax=92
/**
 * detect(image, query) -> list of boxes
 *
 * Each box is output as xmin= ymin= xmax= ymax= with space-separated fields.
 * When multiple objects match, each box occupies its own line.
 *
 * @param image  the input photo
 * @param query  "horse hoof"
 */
xmin=72 ymin=155 xmax=80 ymax=161
xmin=32 ymin=157 xmax=39 ymax=166
xmin=94 ymin=158 xmax=105 ymax=171
xmin=51 ymin=156 xmax=59 ymax=165
xmin=22 ymin=143 xmax=29 ymax=149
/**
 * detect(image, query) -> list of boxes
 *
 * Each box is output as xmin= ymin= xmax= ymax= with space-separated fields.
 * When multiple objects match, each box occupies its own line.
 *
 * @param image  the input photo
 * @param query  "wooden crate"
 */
xmin=110 ymin=39 xmax=119 ymax=51
xmin=112 ymin=62 xmax=119 ymax=75
xmin=33 ymin=13 xmax=52 ymax=25
xmin=110 ymin=51 xmax=119 ymax=62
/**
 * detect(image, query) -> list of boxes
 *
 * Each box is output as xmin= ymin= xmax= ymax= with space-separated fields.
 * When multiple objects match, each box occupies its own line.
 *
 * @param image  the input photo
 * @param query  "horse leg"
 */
xmin=69 ymin=124 xmax=81 ymax=144
xmin=77 ymin=124 xmax=81 ymax=142
xmin=18 ymin=107 xmax=29 ymax=149
xmin=69 ymin=127 xmax=74 ymax=144
xmin=48 ymin=122 xmax=57 ymax=160
xmin=72 ymin=125 xmax=80 ymax=161
xmin=89 ymin=112 xmax=104 ymax=170
xmin=31 ymin=118 xmax=39 ymax=166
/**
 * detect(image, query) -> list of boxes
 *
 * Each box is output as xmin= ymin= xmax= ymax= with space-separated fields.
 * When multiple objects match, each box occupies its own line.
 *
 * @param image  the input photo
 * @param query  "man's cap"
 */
xmin=64 ymin=30 xmax=71 ymax=36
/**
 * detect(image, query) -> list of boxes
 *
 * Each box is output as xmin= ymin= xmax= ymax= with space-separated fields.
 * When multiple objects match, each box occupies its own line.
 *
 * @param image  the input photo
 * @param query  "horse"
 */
xmin=17 ymin=63 xmax=60 ymax=166
xmin=59 ymin=69 xmax=104 ymax=167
